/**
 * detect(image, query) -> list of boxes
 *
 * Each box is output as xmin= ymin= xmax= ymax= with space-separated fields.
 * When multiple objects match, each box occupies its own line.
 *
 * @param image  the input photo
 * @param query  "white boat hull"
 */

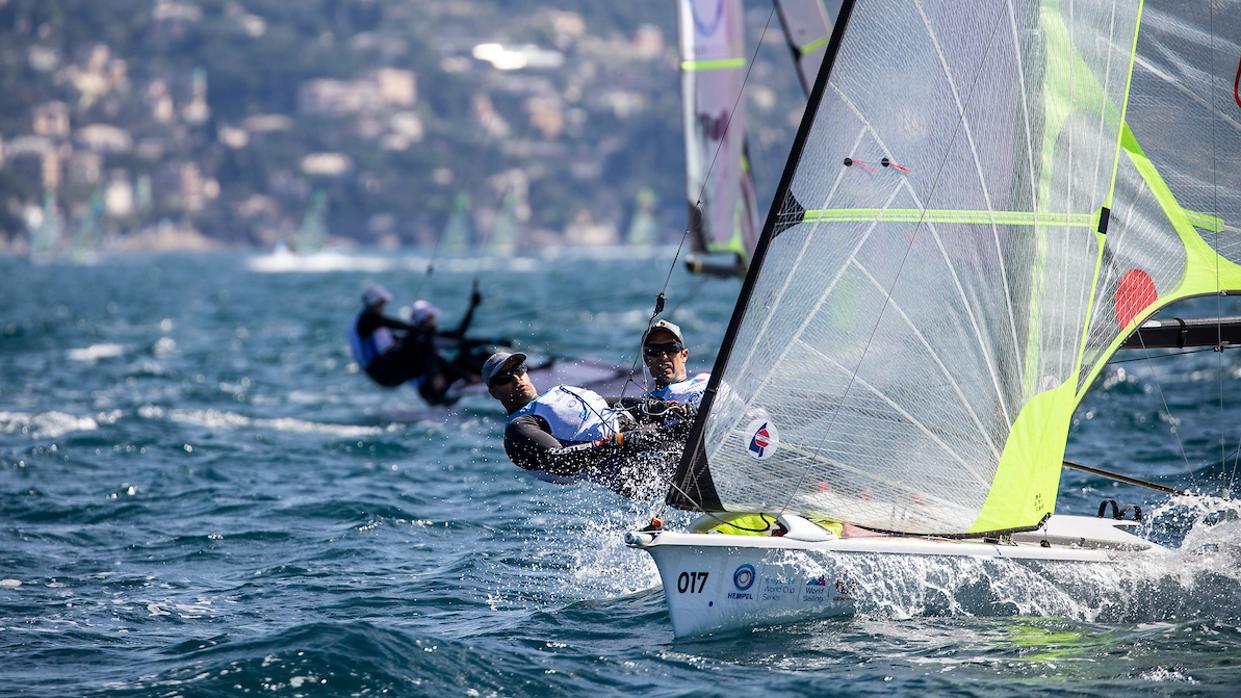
xmin=628 ymin=514 xmax=1163 ymax=638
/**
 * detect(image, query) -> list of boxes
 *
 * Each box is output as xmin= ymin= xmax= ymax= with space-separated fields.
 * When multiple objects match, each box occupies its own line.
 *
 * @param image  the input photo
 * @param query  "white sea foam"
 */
xmin=164 ymin=408 xmax=382 ymax=437
xmin=0 ymin=411 xmax=100 ymax=439
xmin=246 ymin=250 xmax=395 ymax=273
xmin=66 ymin=343 xmax=126 ymax=362
xmin=762 ymin=497 xmax=1241 ymax=624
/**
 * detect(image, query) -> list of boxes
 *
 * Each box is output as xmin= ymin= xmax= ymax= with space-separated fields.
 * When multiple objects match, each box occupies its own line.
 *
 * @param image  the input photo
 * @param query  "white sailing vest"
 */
xmin=648 ymin=372 xmax=710 ymax=406
xmin=348 ymin=316 xmax=395 ymax=369
xmin=508 ymin=385 xmax=621 ymax=446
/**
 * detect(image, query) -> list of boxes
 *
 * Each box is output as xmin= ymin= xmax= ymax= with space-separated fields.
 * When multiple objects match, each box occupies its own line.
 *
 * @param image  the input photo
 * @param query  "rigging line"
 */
xmin=666 ymin=275 xmax=708 ymax=316
xmin=630 ymin=2 xmax=781 ymax=439
xmin=1132 ymin=323 xmax=1193 ymax=474
xmin=775 ymin=5 xmax=1009 ymax=521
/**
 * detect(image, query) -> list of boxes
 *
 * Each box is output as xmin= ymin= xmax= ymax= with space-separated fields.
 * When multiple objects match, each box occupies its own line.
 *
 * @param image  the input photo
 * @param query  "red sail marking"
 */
xmin=1115 ymin=268 xmax=1157 ymax=328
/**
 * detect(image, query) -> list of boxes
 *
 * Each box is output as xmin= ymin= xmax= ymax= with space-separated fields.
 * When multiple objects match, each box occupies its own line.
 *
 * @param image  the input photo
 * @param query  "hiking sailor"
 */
xmin=348 ymin=283 xmax=484 ymax=406
xmin=483 ymin=351 xmax=677 ymax=498
xmin=642 ymin=318 xmax=709 ymax=407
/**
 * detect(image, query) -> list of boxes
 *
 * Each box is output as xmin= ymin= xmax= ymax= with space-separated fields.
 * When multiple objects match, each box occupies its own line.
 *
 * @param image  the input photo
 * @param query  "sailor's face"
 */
xmin=488 ymin=365 xmax=536 ymax=403
xmin=643 ymin=330 xmax=688 ymax=384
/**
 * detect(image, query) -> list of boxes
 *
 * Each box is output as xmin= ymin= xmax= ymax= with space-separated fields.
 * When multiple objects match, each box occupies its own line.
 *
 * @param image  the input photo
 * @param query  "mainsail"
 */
xmin=669 ymin=0 xmax=1241 ymax=536
xmin=774 ymin=0 xmax=842 ymax=94
xmin=677 ymin=0 xmax=761 ymax=276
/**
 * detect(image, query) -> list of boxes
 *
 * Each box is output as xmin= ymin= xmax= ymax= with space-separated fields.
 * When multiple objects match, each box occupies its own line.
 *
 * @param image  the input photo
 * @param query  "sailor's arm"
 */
xmin=359 ymin=311 xmax=414 ymax=335
xmin=443 ymin=285 xmax=483 ymax=339
xmin=503 ymin=415 xmax=634 ymax=477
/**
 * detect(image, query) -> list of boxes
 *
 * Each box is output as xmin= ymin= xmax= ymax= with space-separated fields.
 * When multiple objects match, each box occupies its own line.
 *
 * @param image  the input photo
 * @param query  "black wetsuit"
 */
xmin=502 ymin=398 xmax=692 ymax=498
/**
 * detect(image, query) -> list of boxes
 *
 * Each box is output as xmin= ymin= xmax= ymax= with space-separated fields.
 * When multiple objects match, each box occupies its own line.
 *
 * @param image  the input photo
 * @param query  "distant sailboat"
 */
xmin=29 ymin=192 xmax=64 ymax=263
xmin=629 ymin=0 xmax=1241 ymax=638
xmin=295 ymin=191 xmax=329 ymax=254
xmin=72 ymin=190 xmax=106 ymax=263
xmin=625 ymin=188 xmax=659 ymax=249
xmin=441 ymin=192 xmax=475 ymax=255
xmin=677 ymin=0 xmax=761 ymax=277
xmin=678 ymin=0 xmax=839 ymax=277
xmin=486 ymin=190 xmax=520 ymax=256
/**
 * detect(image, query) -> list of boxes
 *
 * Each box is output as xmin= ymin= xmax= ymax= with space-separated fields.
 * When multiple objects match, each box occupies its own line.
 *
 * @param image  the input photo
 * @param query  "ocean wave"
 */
xmin=66 ymin=343 xmax=126 ymax=362
xmin=0 ymin=410 xmax=115 ymax=439
xmin=245 ymin=251 xmax=396 ymax=273
xmin=161 ymin=408 xmax=384 ymax=437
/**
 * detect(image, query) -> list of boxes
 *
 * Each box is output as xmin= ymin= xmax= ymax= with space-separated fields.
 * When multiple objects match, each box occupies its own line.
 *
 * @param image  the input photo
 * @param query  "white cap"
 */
xmin=362 ymin=284 xmax=392 ymax=307
xmin=642 ymin=318 xmax=685 ymax=344
xmin=410 ymin=299 xmax=440 ymax=325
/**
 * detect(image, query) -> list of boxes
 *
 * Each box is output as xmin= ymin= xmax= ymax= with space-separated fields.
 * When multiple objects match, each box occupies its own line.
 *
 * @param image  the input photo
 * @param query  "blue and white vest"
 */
xmin=348 ymin=314 xmax=394 ymax=369
xmin=647 ymin=372 xmax=709 ymax=406
xmin=508 ymin=385 xmax=621 ymax=446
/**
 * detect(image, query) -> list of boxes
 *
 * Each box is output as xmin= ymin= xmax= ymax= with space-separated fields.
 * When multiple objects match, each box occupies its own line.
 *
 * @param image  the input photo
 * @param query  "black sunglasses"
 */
xmin=489 ymin=364 xmax=527 ymax=387
xmin=643 ymin=341 xmax=685 ymax=357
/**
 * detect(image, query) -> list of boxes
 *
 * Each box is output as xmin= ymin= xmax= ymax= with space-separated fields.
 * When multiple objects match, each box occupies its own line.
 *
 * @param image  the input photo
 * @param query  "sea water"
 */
xmin=3 ymin=250 xmax=1241 ymax=695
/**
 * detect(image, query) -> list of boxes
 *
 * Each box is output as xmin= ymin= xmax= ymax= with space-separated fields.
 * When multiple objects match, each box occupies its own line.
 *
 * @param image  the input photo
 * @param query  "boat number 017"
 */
xmin=676 ymin=571 xmax=708 ymax=593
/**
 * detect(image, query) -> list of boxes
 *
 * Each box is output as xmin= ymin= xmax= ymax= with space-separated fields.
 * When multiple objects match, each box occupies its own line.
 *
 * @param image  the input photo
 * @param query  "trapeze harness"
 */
xmin=507 ymin=385 xmax=622 ymax=483
xmin=647 ymin=372 xmax=709 ymax=406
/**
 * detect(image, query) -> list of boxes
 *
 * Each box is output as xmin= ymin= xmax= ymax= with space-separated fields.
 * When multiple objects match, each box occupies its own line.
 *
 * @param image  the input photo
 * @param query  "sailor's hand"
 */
xmin=664 ymin=401 xmax=689 ymax=418
xmin=592 ymin=433 xmax=626 ymax=448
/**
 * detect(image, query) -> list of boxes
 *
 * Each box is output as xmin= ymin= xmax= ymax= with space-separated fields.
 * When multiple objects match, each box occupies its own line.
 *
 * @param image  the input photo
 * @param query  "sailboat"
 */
xmin=679 ymin=0 xmax=840 ymax=277
xmin=485 ymin=189 xmax=520 ymax=256
xmin=441 ymin=192 xmax=475 ymax=255
xmin=627 ymin=0 xmax=1241 ymax=638
xmin=295 ymin=190 xmax=329 ymax=254
xmin=677 ymin=0 xmax=762 ymax=277
xmin=625 ymin=188 xmax=660 ymax=249
xmin=28 ymin=192 xmax=64 ymax=263
xmin=72 ymin=189 xmax=106 ymax=264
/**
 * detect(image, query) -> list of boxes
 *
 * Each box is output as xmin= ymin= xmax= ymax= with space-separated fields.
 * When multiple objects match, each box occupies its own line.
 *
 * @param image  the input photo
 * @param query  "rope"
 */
xmin=642 ymin=5 xmax=780 ymax=524
xmin=1131 ymin=324 xmax=1194 ymax=474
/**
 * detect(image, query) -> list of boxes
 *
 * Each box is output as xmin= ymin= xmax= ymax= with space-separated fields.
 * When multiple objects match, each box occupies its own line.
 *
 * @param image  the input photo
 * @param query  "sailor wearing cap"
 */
xmin=641 ymin=318 xmax=709 ymax=407
xmin=484 ymin=351 xmax=675 ymax=497
xmin=349 ymin=284 xmax=407 ymax=379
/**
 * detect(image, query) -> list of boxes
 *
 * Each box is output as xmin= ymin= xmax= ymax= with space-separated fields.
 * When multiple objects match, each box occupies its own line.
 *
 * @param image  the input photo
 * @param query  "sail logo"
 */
xmin=728 ymin=563 xmax=756 ymax=599
xmin=745 ymin=419 xmax=778 ymax=460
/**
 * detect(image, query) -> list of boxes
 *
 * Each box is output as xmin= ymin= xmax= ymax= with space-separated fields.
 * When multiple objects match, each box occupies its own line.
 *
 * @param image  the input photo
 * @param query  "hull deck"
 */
xmin=627 ymin=514 xmax=1162 ymax=638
